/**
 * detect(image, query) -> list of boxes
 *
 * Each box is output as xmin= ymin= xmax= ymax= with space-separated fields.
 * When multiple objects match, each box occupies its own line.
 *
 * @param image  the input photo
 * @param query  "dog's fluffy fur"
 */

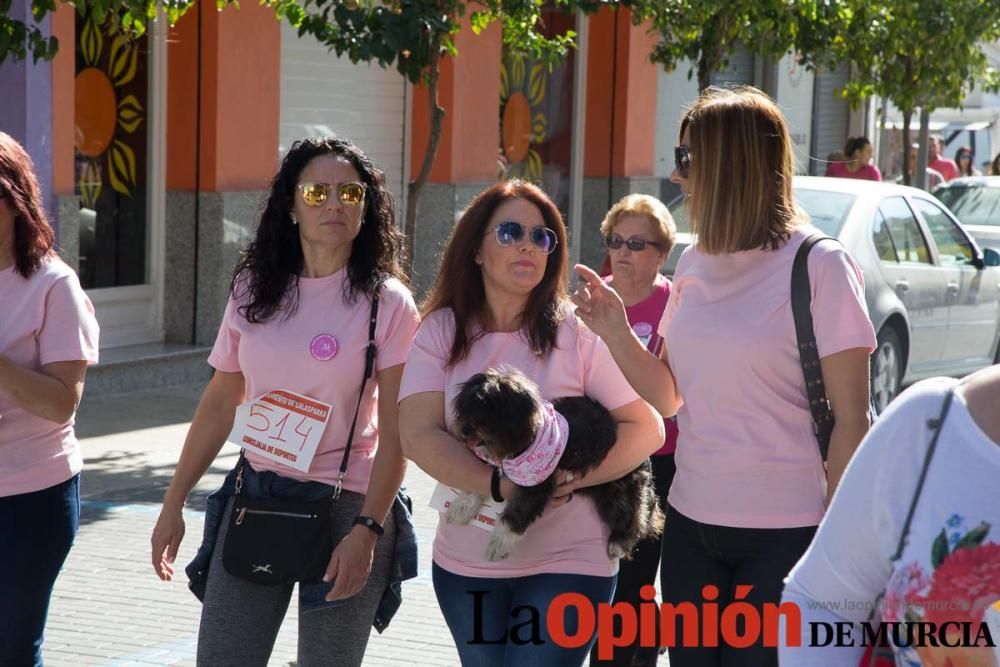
xmin=449 ymin=368 xmax=664 ymax=561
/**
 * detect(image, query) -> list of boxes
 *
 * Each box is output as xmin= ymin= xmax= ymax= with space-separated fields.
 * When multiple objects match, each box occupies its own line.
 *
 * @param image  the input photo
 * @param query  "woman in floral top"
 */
xmin=781 ymin=366 xmax=1000 ymax=666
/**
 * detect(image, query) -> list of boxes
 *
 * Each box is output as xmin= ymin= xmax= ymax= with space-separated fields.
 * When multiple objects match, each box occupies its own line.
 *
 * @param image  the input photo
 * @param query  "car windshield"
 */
xmin=934 ymin=186 xmax=1000 ymax=227
xmin=666 ymin=188 xmax=856 ymax=237
xmin=795 ymin=189 xmax=855 ymax=236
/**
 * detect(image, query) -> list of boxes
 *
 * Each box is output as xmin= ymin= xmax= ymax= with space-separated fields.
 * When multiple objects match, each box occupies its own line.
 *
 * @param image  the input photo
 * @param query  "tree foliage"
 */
xmin=798 ymin=0 xmax=1000 ymax=184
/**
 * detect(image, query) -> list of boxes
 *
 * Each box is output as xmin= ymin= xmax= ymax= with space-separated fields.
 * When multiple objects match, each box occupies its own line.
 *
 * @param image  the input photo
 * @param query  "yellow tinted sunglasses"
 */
xmin=297 ymin=181 xmax=366 ymax=208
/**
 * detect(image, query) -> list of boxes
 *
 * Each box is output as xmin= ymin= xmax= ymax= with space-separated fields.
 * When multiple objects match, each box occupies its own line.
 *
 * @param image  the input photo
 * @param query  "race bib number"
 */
xmin=226 ymin=390 xmax=332 ymax=473
xmin=429 ymin=482 xmax=505 ymax=532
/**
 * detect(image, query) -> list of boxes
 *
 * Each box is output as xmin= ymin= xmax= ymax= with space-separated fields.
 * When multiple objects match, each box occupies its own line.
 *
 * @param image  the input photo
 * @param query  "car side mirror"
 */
xmin=983 ymin=247 xmax=1000 ymax=267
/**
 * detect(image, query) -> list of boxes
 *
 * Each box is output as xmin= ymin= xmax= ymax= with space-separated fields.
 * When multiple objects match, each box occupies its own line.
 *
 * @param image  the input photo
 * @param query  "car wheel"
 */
xmin=871 ymin=327 xmax=903 ymax=413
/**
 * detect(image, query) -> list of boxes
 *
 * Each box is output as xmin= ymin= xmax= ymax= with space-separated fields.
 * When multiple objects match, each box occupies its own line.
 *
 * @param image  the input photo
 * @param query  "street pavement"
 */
xmin=44 ymin=383 xmax=670 ymax=666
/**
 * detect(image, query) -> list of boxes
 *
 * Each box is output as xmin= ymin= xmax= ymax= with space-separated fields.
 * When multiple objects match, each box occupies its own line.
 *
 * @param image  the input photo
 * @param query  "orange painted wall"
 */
xmin=51 ymin=4 xmax=75 ymax=195
xmin=584 ymin=8 xmax=657 ymax=178
xmin=166 ymin=2 xmax=279 ymax=192
xmin=411 ymin=19 xmax=502 ymax=183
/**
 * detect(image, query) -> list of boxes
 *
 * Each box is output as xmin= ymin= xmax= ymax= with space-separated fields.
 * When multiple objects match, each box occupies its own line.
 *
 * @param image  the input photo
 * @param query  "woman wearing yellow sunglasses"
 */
xmin=151 ymin=137 xmax=420 ymax=665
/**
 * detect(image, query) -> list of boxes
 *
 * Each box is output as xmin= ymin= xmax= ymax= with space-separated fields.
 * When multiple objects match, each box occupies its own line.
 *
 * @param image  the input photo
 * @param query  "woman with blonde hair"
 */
xmin=573 ymin=87 xmax=876 ymax=666
xmin=590 ymin=194 xmax=678 ymax=667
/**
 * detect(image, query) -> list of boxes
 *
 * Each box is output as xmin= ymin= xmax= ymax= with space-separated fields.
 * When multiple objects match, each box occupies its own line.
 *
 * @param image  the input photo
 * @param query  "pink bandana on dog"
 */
xmin=472 ymin=402 xmax=569 ymax=487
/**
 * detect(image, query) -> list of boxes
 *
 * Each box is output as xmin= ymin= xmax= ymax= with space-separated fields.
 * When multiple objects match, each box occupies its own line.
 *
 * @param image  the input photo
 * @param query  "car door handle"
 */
xmin=947 ymin=282 xmax=960 ymax=294
xmin=896 ymin=280 xmax=910 ymax=293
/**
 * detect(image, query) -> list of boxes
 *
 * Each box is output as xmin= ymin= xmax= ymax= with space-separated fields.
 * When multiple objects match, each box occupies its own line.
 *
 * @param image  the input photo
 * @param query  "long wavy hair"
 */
xmin=421 ymin=180 xmax=569 ymax=366
xmin=0 ymin=131 xmax=55 ymax=277
xmin=232 ymin=136 xmax=406 ymax=322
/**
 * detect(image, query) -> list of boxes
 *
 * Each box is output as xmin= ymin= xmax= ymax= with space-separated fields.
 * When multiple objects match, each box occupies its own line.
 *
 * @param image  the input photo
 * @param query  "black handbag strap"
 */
xmin=792 ymin=233 xmax=836 ymax=460
xmin=236 ymin=290 xmax=380 ymax=498
xmin=889 ymin=387 xmax=955 ymax=561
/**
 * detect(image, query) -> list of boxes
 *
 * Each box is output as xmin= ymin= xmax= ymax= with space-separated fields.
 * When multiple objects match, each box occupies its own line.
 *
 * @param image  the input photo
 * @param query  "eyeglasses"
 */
xmin=493 ymin=220 xmax=558 ymax=255
xmin=297 ymin=181 xmax=366 ymax=208
xmin=605 ymin=234 xmax=661 ymax=252
xmin=674 ymin=145 xmax=691 ymax=178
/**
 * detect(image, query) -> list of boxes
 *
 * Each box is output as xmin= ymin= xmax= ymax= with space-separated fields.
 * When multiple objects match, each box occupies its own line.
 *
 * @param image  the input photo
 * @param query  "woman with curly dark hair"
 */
xmin=150 ymin=137 xmax=420 ymax=665
xmin=0 ymin=131 xmax=100 ymax=665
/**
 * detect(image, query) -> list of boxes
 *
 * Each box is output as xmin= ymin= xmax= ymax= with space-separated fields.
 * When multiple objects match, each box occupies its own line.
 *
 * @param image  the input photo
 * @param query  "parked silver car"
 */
xmin=933 ymin=176 xmax=1000 ymax=251
xmin=665 ymin=176 xmax=1000 ymax=411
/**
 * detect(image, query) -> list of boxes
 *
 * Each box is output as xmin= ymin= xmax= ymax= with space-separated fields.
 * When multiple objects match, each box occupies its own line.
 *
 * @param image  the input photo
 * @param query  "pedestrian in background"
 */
xmin=0 ymin=131 xmax=100 ymax=666
xmin=398 ymin=179 xmax=664 ymax=666
xmin=573 ymin=86 xmax=876 ymax=667
xmin=928 ymin=134 xmax=960 ymax=182
xmin=151 ymin=136 xmax=420 ymax=666
xmin=955 ymin=146 xmax=980 ymax=177
xmin=589 ymin=193 xmax=678 ymax=667
xmin=826 ymin=137 xmax=881 ymax=181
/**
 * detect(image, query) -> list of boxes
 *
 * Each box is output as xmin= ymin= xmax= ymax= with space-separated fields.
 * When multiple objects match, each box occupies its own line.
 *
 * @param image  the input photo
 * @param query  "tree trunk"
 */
xmin=915 ymin=109 xmax=931 ymax=191
xmin=403 ymin=48 xmax=445 ymax=279
xmin=901 ymin=109 xmax=913 ymax=186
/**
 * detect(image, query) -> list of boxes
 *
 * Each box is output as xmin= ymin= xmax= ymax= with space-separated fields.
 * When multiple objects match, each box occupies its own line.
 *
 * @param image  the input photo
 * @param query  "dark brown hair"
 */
xmin=0 ymin=131 xmax=55 ymax=277
xmin=421 ymin=180 xmax=569 ymax=365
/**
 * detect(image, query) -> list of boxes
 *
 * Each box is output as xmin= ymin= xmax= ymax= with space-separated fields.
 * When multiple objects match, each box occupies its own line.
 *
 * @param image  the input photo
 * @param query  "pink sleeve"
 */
xmin=580 ymin=323 xmax=640 ymax=411
xmin=38 ymin=275 xmax=100 ymax=366
xmin=810 ymin=248 xmax=877 ymax=359
xmin=207 ymin=297 xmax=243 ymax=372
xmin=398 ymin=312 xmax=450 ymax=402
xmin=869 ymin=165 xmax=882 ymax=182
xmin=375 ymin=282 xmax=420 ymax=372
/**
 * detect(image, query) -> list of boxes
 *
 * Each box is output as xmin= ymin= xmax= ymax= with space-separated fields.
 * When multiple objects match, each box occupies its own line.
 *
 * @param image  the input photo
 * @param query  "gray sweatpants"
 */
xmin=197 ymin=491 xmax=396 ymax=667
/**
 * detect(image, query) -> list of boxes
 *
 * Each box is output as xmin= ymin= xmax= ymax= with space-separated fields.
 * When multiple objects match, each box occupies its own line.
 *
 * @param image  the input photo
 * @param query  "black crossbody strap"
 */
xmin=792 ymin=233 xmax=836 ymax=460
xmin=334 ymin=290 xmax=380 ymax=498
xmin=890 ymin=387 xmax=955 ymax=560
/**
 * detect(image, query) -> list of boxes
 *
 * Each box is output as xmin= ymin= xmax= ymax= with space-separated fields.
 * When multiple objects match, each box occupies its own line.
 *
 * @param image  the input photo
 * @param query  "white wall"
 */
xmin=654 ymin=60 xmax=700 ymax=178
xmin=775 ymin=52 xmax=815 ymax=175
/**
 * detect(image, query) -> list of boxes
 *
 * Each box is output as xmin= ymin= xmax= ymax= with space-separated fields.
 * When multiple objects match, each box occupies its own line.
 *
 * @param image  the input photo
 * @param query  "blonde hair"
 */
xmin=682 ymin=86 xmax=804 ymax=254
xmin=599 ymin=194 xmax=676 ymax=252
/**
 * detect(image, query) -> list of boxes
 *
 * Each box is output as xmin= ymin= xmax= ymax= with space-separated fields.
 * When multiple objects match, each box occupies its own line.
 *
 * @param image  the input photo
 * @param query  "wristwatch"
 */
xmin=352 ymin=515 xmax=385 ymax=537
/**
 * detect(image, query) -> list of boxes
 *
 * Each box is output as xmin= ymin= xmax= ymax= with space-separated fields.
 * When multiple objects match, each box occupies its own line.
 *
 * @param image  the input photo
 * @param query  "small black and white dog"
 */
xmin=448 ymin=367 xmax=664 ymax=561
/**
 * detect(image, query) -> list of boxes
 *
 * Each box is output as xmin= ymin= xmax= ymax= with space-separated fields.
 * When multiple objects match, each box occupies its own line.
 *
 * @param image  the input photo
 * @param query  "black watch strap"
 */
xmin=352 ymin=515 xmax=384 ymax=537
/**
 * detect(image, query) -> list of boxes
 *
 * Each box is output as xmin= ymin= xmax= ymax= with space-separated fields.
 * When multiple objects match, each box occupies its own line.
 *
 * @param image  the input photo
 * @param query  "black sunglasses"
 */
xmin=605 ymin=234 xmax=661 ymax=252
xmin=493 ymin=220 xmax=558 ymax=255
xmin=674 ymin=145 xmax=691 ymax=178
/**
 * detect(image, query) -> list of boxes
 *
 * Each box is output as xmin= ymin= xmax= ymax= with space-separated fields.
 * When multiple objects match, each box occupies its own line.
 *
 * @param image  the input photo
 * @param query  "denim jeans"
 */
xmin=659 ymin=504 xmax=816 ymax=667
xmin=0 ymin=474 xmax=80 ymax=667
xmin=433 ymin=561 xmax=617 ymax=667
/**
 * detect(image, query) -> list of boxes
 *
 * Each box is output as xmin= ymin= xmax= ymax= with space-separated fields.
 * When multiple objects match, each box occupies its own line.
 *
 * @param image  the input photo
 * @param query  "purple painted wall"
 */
xmin=0 ymin=0 xmax=56 ymax=231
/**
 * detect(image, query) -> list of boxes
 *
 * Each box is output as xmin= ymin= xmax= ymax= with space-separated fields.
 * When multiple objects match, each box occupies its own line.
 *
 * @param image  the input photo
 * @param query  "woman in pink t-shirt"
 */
xmin=398 ymin=180 xmax=664 ymax=666
xmin=825 ymin=136 xmax=882 ymax=182
xmin=0 ymin=132 xmax=100 ymax=665
xmin=591 ymin=193 xmax=678 ymax=667
xmin=574 ymin=88 xmax=876 ymax=667
xmin=150 ymin=137 xmax=420 ymax=666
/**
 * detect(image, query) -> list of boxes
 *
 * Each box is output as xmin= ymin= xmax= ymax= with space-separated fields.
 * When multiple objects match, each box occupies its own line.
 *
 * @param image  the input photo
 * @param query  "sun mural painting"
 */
xmin=500 ymin=54 xmax=548 ymax=181
xmin=74 ymin=14 xmax=145 ymax=209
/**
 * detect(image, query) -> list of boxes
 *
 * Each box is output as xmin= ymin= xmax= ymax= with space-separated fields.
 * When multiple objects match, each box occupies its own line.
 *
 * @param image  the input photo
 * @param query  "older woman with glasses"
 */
xmin=574 ymin=87 xmax=876 ymax=667
xmin=399 ymin=180 xmax=664 ymax=666
xmin=589 ymin=194 xmax=678 ymax=667
xmin=150 ymin=136 xmax=420 ymax=666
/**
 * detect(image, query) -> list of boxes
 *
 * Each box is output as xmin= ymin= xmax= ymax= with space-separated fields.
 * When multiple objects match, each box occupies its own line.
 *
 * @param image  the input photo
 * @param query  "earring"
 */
xmin=290 ymin=214 xmax=298 ymax=225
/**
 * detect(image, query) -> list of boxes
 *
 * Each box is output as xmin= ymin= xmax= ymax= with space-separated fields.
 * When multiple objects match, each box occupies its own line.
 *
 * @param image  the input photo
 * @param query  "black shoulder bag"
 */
xmin=222 ymin=292 xmax=380 ymax=585
xmin=792 ymin=234 xmax=878 ymax=460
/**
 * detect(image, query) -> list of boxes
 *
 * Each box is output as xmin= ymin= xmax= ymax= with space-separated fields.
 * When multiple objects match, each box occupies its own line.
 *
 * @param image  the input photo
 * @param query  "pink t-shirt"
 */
xmin=398 ymin=308 xmax=641 ymax=578
xmin=825 ymin=161 xmax=882 ymax=182
xmin=608 ymin=273 xmax=678 ymax=456
xmin=929 ymin=157 xmax=959 ymax=182
xmin=208 ymin=269 xmax=419 ymax=494
xmin=0 ymin=258 xmax=99 ymax=497
xmin=657 ymin=227 xmax=876 ymax=528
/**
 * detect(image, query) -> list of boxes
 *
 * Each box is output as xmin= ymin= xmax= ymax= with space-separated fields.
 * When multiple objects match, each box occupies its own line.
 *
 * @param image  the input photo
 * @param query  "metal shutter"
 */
xmin=810 ymin=64 xmax=851 ymax=175
xmin=279 ymin=22 xmax=407 ymax=208
xmin=711 ymin=44 xmax=755 ymax=87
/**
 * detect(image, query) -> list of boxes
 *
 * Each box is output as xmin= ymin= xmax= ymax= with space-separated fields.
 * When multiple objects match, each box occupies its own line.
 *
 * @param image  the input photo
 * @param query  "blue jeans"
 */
xmin=0 ymin=474 xmax=80 ymax=667
xmin=433 ymin=561 xmax=617 ymax=667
